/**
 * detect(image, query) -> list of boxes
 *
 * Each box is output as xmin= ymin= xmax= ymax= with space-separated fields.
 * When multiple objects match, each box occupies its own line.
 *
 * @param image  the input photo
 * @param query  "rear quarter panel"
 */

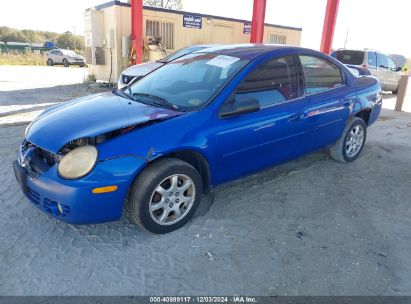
xmin=352 ymin=76 xmax=382 ymax=126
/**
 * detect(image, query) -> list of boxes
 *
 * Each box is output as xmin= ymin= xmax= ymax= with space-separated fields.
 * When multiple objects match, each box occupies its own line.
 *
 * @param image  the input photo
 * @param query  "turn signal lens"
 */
xmin=92 ymin=185 xmax=118 ymax=194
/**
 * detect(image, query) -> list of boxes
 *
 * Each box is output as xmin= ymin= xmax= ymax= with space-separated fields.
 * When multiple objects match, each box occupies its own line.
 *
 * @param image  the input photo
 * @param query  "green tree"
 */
xmin=143 ymin=0 xmax=182 ymax=10
xmin=21 ymin=29 xmax=37 ymax=43
xmin=43 ymin=31 xmax=60 ymax=43
xmin=56 ymin=31 xmax=84 ymax=51
xmin=0 ymin=27 xmax=85 ymax=50
xmin=0 ymin=27 xmax=26 ymax=42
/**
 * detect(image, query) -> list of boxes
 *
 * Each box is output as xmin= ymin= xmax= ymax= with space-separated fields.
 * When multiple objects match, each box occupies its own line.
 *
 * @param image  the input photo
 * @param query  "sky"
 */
xmin=1 ymin=0 xmax=409 ymax=57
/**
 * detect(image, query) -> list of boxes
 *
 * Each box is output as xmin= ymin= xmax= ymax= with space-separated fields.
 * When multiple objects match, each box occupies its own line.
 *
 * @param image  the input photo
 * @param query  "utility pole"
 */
xmin=72 ymin=26 xmax=77 ymax=51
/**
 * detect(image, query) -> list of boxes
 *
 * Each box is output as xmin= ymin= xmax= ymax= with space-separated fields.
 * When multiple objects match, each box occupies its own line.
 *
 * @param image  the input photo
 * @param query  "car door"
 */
xmin=366 ymin=51 xmax=378 ymax=77
xmin=387 ymin=56 xmax=401 ymax=90
xmin=214 ymin=55 xmax=310 ymax=184
xmin=376 ymin=52 xmax=389 ymax=89
xmin=298 ymin=55 xmax=352 ymax=150
xmin=54 ymin=50 xmax=63 ymax=63
xmin=49 ymin=50 xmax=57 ymax=62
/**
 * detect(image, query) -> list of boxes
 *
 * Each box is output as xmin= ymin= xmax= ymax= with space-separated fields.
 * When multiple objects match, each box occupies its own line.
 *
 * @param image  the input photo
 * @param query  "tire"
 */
xmin=79 ymin=64 xmax=85 ymax=68
xmin=47 ymin=59 xmax=53 ymax=66
xmin=63 ymin=59 xmax=69 ymax=67
xmin=127 ymin=158 xmax=203 ymax=234
xmin=330 ymin=117 xmax=367 ymax=163
xmin=392 ymin=87 xmax=399 ymax=95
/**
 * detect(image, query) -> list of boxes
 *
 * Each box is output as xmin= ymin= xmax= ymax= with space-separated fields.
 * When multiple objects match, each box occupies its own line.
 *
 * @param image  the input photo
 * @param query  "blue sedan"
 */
xmin=14 ymin=44 xmax=382 ymax=233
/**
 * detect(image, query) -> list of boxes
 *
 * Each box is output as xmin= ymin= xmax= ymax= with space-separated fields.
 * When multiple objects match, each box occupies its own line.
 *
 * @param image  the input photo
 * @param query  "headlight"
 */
xmin=58 ymin=146 xmax=98 ymax=179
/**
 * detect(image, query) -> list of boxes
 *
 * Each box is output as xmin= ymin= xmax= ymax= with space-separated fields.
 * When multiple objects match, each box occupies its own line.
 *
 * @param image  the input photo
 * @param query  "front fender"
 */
xmin=96 ymin=109 xmax=217 ymax=180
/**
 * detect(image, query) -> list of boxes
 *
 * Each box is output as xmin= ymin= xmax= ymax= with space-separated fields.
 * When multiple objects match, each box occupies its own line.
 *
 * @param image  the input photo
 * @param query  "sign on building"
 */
xmin=243 ymin=22 xmax=252 ymax=34
xmin=183 ymin=14 xmax=202 ymax=29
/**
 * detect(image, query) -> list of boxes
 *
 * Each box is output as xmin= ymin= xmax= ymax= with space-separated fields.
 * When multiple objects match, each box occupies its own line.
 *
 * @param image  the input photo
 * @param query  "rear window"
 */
xmin=332 ymin=50 xmax=364 ymax=65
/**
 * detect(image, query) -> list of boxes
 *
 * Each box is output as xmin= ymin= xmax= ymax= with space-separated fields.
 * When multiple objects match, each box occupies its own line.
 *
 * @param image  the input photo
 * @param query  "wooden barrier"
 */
xmin=395 ymin=75 xmax=409 ymax=112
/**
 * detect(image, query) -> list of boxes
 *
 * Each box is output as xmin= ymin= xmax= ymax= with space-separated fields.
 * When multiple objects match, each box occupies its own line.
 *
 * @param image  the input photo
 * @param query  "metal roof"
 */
xmin=92 ymin=1 xmax=302 ymax=32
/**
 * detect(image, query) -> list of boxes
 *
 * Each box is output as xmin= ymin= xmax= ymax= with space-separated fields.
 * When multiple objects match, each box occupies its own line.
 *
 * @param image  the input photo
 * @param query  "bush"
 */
xmin=85 ymin=74 xmax=96 ymax=83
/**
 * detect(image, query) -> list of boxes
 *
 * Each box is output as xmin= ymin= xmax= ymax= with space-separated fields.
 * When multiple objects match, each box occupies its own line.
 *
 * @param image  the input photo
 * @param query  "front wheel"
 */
xmin=63 ymin=59 xmax=69 ymax=67
xmin=127 ymin=158 xmax=203 ymax=234
xmin=330 ymin=117 xmax=367 ymax=163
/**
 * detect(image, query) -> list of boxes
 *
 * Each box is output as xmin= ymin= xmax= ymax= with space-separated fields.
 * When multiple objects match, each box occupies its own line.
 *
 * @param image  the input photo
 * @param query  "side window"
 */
xmin=299 ymin=55 xmax=343 ymax=94
xmin=377 ymin=53 xmax=388 ymax=69
xmin=367 ymin=52 xmax=377 ymax=67
xmin=387 ymin=57 xmax=397 ymax=71
xmin=236 ymin=56 xmax=299 ymax=107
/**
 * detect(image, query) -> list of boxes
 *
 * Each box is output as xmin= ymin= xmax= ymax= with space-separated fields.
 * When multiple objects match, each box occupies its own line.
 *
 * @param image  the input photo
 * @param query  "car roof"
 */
xmin=195 ymin=43 xmax=302 ymax=60
xmin=193 ymin=44 xmax=221 ymax=48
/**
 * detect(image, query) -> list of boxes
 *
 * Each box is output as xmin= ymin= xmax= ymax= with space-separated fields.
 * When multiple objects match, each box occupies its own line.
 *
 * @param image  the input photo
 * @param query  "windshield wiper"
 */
xmin=113 ymin=88 xmax=155 ymax=108
xmin=113 ymin=88 xmax=133 ymax=101
xmin=132 ymin=93 xmax=179 ymax=111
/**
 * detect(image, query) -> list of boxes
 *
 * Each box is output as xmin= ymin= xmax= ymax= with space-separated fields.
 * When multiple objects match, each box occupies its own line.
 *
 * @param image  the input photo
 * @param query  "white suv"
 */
xmin=47 ymin=49 xmax=86 ymax=67
xmin=332 ymin=49 xmax=402 ymax=93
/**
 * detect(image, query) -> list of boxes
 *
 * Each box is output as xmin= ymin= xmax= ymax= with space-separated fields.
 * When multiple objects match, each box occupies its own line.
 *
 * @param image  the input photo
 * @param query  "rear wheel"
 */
xmin=330 ymin=117 xmax=367 ymax=163
xmin=63 ymin=59 xmax=69 ymax=67
xmin=392 ymin=86 xmax=399 ymax=95
xmin=127 ymin=158 xmax=203 ymax=234
xmin=47 ymin=59 xmax=53 ymax=66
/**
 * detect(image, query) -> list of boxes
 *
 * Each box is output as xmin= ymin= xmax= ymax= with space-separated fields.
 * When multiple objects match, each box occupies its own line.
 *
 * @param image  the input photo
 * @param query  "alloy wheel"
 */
xmin=149 ymin=174 xmax=196 ymax=225
xmin=345 ymin=125 xmax=365 ymax=158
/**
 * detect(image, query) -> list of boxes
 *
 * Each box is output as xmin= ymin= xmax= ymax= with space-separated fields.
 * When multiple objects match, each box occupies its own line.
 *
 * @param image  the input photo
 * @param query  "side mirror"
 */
xmin=219 ymin=95 xmax=260 ymax=118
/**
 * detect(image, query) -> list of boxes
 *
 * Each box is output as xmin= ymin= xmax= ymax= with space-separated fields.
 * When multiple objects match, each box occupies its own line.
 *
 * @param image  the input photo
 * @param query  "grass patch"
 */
xmin=0 ymin=52 xmax=46 ymax=65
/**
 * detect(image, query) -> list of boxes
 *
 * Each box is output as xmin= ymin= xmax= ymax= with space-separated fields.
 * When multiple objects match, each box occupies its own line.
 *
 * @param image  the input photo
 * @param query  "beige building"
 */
xmin=84 ymin=1 xmax=302 ymax=82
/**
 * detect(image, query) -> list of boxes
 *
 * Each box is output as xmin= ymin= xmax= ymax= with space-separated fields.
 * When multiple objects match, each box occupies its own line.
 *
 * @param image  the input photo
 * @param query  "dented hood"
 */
xmin=26 ymin=92 xmax=181 ymax=153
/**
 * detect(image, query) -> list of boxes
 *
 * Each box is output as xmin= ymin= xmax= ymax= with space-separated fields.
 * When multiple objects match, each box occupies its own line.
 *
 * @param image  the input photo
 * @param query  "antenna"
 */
xmin=344 ymin=27 xmax=349 ymax=48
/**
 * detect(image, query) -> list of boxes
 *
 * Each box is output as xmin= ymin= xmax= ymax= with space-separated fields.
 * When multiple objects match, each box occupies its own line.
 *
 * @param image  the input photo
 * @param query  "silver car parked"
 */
xmin=332 ymin=49 xmax=402 ymax=94
xmin=47 ymin=49 xmax=86 ymax=67
xmin=118 ymin=44 xmax=219 ymax=89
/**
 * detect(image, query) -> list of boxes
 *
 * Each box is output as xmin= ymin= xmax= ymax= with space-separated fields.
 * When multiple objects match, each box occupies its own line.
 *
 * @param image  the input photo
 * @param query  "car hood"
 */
xmin=26 ymin=92 xmax=181 ymax=153
xmin=122 ymin=62 xmax=164 ymax=77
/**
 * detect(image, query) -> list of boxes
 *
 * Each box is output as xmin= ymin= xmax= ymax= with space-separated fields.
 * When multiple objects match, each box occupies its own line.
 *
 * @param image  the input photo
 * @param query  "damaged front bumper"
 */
xmin=13 ymin=143 xmax=146 ymax=224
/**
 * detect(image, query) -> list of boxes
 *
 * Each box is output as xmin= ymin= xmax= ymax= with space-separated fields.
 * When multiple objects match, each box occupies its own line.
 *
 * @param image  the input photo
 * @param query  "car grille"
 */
xmin=25 ymin=189 xmax=71 ymax=217
xmin=44 ymin=198 xmax=71 ymax=217
xmin=19 ymin=140 xmax=57 ymax=178
xmin=27 ymin=187 xmax=41 ymax=205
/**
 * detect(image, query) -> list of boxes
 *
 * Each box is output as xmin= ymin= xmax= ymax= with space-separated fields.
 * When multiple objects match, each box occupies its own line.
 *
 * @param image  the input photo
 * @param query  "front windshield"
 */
xmin=129 ymin=53 xmax=249 ymax=111
xmin=159 ymin=46 xmax=203 ymax=63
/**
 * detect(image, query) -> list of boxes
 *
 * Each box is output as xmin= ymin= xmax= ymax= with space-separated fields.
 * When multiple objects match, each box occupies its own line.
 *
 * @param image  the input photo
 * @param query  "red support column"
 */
xmin=320 ymin=0 xmax=340 ymax=54
xmin=250 ymin=0 xmax=267 ymax=43
xmin=131 ymin=0 xmax=143 ymax=64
